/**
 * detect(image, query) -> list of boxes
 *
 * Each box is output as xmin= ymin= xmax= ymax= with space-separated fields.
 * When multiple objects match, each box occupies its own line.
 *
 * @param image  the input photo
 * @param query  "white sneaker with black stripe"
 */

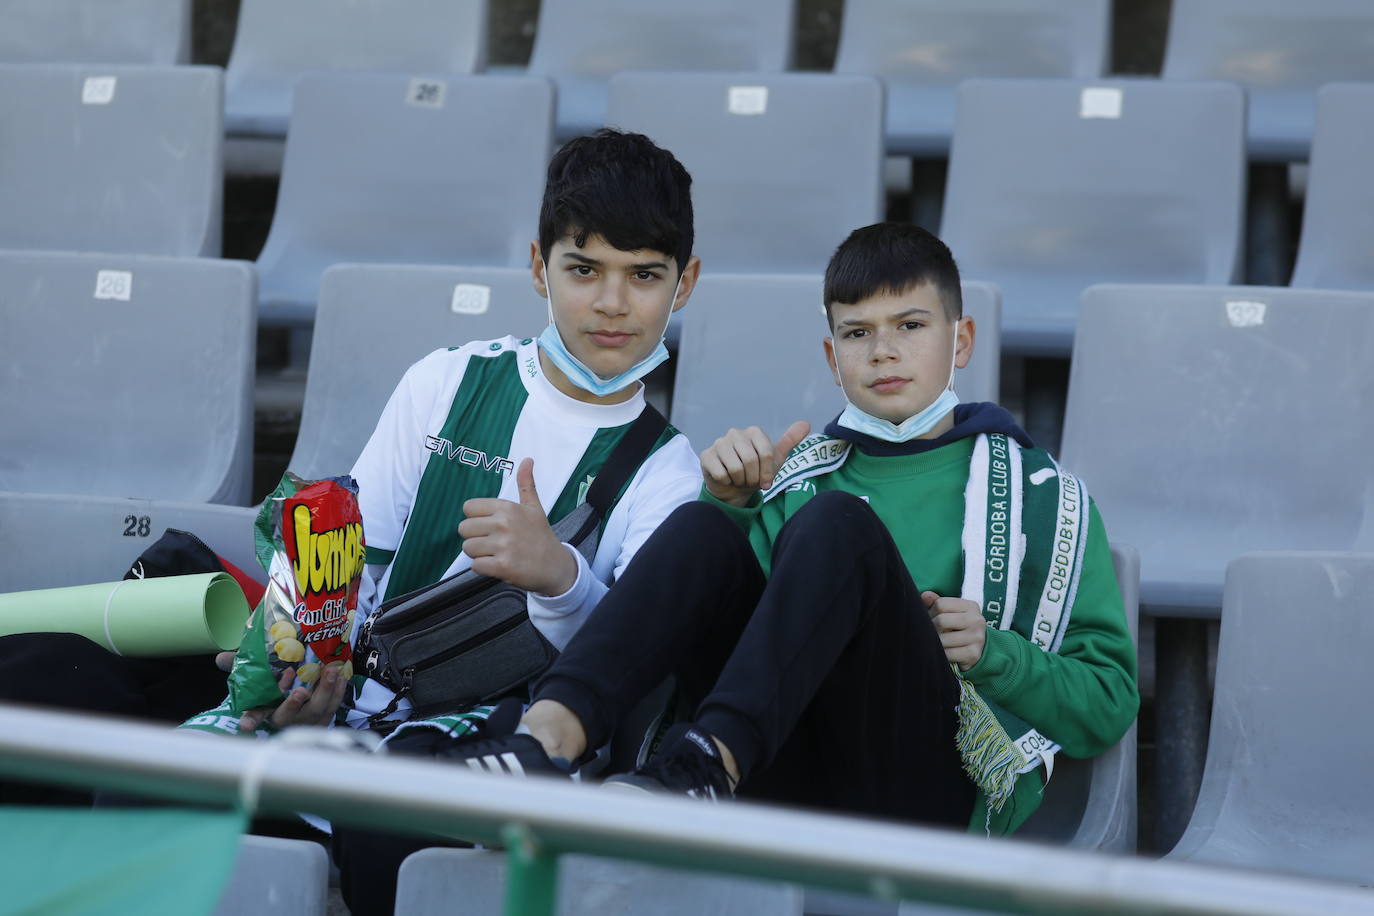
xmin=603 ymin=724 xmax=735 ymax=801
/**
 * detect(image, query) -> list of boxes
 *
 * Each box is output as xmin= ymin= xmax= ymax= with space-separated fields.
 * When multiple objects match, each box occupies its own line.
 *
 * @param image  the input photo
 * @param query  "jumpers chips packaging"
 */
xmin=225 ymin=473 xmax=366 ymax=715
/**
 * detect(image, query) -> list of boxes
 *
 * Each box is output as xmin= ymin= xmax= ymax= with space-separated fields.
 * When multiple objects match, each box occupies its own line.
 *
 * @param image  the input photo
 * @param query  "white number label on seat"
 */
xmin=82 ymin=76 xmax=117 ymax=105
xmin=408 ymin=78 xmax=448 ymax=109
xmin=1080 ymin=87 xmax=1122 ymax=119
xmin=728 ymin=86 xmax=768 ymax=116
xmin=94 ymin=270 xmax=133 ymax=302
xmin=1226 ymin=300 xmax=1267 ymax=328
xmin=451 ymin=283 xmax=491 ymax=315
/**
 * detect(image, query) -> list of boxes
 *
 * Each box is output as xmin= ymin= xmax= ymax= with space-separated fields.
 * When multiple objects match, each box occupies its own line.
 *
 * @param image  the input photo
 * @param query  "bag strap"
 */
xmin=548 ymin=405 xmax=670 ymax=562
xmin=584 ymin=405 xmax=670 ymax=515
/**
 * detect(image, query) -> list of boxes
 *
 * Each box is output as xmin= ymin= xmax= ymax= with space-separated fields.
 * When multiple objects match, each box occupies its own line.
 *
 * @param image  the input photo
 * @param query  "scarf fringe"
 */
xmin=955 ymin=675 xmax=1026 ymax=813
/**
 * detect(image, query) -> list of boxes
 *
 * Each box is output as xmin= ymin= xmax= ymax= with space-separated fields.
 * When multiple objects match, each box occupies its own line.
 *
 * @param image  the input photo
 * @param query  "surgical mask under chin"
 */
xmin=836 ymin=324 xmax=961 ymax=443
xmin=537 ymin=264 xmax=678 ymax=398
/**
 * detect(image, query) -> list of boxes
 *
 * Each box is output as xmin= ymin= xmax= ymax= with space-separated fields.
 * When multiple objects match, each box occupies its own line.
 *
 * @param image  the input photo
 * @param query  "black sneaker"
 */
xmin=603 ymin=724 xmax=735 ymax=801
xmin=403 ymin=696 xmax=572 ymax=779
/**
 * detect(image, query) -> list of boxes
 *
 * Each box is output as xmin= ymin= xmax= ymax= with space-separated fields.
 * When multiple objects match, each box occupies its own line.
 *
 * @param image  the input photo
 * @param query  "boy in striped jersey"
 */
xmin=469 ymin=223 xmax=1139 ymax=840
xmin=291 ymin=129 xmax=703 ymax=914
xmin=242 ymin=129 xmax=703 ymax=738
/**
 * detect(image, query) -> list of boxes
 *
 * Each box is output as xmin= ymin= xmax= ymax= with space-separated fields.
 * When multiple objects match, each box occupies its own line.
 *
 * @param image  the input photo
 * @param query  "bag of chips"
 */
xmin=225 ymin=472 xmax=366 ymax=715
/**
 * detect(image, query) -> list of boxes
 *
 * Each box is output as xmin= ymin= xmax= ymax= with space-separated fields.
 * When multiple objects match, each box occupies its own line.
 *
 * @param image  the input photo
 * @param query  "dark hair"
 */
xmin=823 ymin=223 xmax=962 ymax=324
xmin=538 ymin=129 xmax=694 ymax=274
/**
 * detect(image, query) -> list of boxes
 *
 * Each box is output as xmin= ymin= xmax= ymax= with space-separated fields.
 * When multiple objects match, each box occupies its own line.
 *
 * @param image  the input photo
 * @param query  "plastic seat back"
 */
xmin=0 ymin=492 xmax=260 ymax=593
xmin=608 ymin=72 xmax=884 ymax=275
xmin=1162 ymin=0 xmax=1374 ymax=161
xmin=1290 ymin=83 xmax=1374 ymax=291
xmin=0 ymin=252 xmax=255 ymax=504
xmin=0 ymin=0 xmax=190 ymax=65
xmin=529 ymin=0 xmax=795 ymax=137
xmin=396 ymin=848 xmax=801 ymax=915
xmin=224 ymin=0 xmax=487 ymax=137
xmin=672 ymin=276 xmax=999 ymax=451
xmin=255 ymin=73 xmax=552 ymax=324
xmin=211 ymin=836 xmax=330 ymax=916
xmin=1060 ymin=284 xmax=1374 ymax=613
xmin=287 ymin=264 xmax=548 ymax=480
xmin=0 ymin=63 xmax=222 ymax=256
xmin=833 ymin=0 xmax=1109 ymax=155
xmin=941 ymin=78 xmax=1245 ymax=356
xmin=1016 ymin=544 xmax=1138 ymax=851
xmin=1167 ymin=551 xmax=1374 ymax=885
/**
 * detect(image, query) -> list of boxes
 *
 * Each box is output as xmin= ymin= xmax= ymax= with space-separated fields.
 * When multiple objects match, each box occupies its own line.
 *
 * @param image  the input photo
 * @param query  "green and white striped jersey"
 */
xmin=347 ymin=336 xmax=700 ymax=725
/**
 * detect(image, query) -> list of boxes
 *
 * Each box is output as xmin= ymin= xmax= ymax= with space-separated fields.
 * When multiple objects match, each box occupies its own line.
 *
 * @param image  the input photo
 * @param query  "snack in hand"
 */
xmin=225 ymin=472 xmax=365 ymax=715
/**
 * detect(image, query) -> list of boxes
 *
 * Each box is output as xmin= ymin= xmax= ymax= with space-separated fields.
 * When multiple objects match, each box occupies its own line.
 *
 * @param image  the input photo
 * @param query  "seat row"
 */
xmin=3 ymin=250 xmax=1372 ymax=610
xmin=1 ymin=65 xmax=1371 ymax=352
xmin=6 ymin=489 xmax=1368 ymax=909
xmin=5 ymin=0 xmax=1374 ymax=158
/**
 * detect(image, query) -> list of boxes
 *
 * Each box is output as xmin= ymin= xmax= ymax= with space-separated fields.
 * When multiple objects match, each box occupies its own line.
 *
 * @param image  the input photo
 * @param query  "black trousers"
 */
xmin=534 ymin=491 xmax=975 ymax=825
xmin=0 ymin=633 xmax=228 ymax=806
xmin=336 ymin=492 xmax=975 ymax=914
xmin=331 ymin=728 xmax=474 ymax=916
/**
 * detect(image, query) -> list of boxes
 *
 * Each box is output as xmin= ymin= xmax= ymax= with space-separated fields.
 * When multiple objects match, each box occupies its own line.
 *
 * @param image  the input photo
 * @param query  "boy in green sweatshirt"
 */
xmin=456 ymin=223 xmax=1139 ymax=836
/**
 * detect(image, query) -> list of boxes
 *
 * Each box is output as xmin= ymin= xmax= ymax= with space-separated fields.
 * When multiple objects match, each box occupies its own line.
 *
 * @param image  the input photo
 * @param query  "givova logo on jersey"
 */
xmin=424 ymin=435 xmax=515 ymax=475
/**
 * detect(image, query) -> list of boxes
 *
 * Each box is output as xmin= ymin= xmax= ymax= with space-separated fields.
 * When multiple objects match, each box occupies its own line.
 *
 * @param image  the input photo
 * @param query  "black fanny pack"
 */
xmin=356 ymin=405 xmax=668 ymax=724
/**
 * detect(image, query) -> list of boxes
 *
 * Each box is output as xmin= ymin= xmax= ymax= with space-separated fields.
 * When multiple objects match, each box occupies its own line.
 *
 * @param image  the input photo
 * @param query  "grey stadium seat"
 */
xmin=212 ymin=836 xmax=329 ymax=916
xmin=607 ymin=73 xmax=884 ymax=276
xmin=1162 ymin=0 xmax=1374 ymax=162
xmin=0 ymin=0 xmax=190 ymax=65
xmin=1016 ymin=543 xmax=1138 ymax=852
xmin=287 ymin=264 xmax=548 ymax=481
xmin=1166 ymin=551 xmax=1374 ymax=886
xmin=940 ymin=79 xmax=1245 ymax=357
xmin=671 ymin=276 xmax=1000 ymax=451
xmin=529 ymin=0 xmax=795 ymax=139
xmin=0 ymin=63 xmax=222 ymax=257
xmin=0 ymin=252 xmax=255 ymax=505
xmin=833 ymin=0 xmax=1110 ymax=156
xmin=396 ymin=848 xmax=801 ymax=915
xmin=255 ymin=73 xmax=552 ymax=325
xmin=224 ymin=0 xmax=488 ymax=138
xmin=1059 ymin=284 xmax=1374 ymax=616
xmin=0 ymin=492 xmax=259 ymax=593
xmin=1290 ymin=83 xmax=1374 ymax=291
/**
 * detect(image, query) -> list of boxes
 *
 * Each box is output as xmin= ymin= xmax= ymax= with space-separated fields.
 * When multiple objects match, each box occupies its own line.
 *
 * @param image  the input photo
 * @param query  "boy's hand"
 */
xmin=239 ymin=663 xmax=348 ymax=732
xmin=701 ymin=420 xmax=811 ymax=507
xmin=459 ymin=458 xmax=578 ymax=597
xmin=923 ymin=591 xmax=987 ymax=671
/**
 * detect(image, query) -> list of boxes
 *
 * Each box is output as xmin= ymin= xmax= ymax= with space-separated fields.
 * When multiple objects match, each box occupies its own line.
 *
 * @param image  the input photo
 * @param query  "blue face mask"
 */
xmin=537 ymin=262 xmax=679 ymax=398
xmin=836 ymin=323 xmax=961 ymax=443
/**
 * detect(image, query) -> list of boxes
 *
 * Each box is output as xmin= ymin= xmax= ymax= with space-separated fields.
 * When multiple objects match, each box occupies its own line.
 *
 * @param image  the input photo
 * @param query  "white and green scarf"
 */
xmin=763 ymin=432 xmax=1089 ymax=812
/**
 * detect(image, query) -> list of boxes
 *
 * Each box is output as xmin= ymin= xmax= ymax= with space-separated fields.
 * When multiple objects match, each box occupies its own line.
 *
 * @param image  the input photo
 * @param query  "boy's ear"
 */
xmin=670 ymin=255 xmax=702 ymax=313
xmin=822 ymin=337 xmax=843 ymax=387
xmin=955 ymin=315 xmax=976 ymax=370
xmin=530 ymin=241 xmax=548 ymax=298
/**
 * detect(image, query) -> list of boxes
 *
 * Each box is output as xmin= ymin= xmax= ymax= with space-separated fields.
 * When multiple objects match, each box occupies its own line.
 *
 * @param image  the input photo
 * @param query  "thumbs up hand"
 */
xmin=459 ymin=458 xmax=578 ymax=597
xmin=701 ymin=420 xmax=812 ymax=507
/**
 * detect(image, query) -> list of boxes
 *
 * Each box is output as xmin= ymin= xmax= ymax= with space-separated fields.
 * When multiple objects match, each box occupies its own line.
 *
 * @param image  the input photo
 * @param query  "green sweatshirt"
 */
xmin=704 ymin=435 xmax=1139 ymax=836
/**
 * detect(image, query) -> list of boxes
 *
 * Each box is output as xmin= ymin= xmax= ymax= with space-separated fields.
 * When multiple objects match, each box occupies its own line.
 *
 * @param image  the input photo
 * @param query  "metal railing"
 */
xmin=0 ymin=703 xmax=1369 ymax=916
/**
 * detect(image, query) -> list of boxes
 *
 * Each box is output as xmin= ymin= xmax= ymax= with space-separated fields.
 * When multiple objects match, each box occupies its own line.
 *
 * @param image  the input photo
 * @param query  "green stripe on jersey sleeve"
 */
xmin=384 ymin=350 xmax=527 ymax=600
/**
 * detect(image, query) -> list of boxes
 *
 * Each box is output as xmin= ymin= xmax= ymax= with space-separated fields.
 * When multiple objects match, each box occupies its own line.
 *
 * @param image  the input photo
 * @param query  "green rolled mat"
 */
xmin=0 ymin=573 xmax=249 ymax=657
